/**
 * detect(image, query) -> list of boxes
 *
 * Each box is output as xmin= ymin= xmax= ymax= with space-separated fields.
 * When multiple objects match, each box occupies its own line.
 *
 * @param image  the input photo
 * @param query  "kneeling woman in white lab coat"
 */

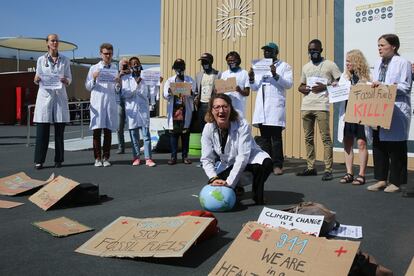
xmin=200 ymin=94 xmax=273 ymax=205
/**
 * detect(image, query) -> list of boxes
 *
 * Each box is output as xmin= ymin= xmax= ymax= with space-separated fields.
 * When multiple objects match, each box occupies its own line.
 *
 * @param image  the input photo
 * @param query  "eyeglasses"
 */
xmin=212 ymin=105 xmax=229 ymax=111
xmin=101 ymin=52 xmax=113 ymax=56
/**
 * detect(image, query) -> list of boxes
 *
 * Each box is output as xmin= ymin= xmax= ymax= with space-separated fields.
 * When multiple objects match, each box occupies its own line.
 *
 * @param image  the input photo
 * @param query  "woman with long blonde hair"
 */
xmin=337 ymin=49 xmax=372 ymax=185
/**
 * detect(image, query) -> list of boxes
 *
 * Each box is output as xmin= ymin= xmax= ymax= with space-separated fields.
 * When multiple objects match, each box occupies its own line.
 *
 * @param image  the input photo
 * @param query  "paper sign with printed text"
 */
xmin=0 ymin=199 xmax=24 ymax=209
xmin=170 ymin=82 xmax=192 ymax=96
xmin=141 ymin=70 xmax=161 ymax=86
xmin=76 ymin=216 xmax=214 ymax=258
xmin=251 ymin=58 xmax=273 ymax=77
xmin=29 ymin=175 xmax=80 ymax=211
xmin=258 ymin=207 xmax=324 ymax=236
xmin=0 ymin=172 xmax=54 ymax=196
xmin=214 ymin=77 xmax=237 ymax=94
xmin=210 ymin=221 xmax=360 ymax=276
xmin=327 ymin=84 xmax=351 ymax=103
xmin=33 ymin=216 xmax=93 ymax=237
xmin=345 ymin=84 xmax=396 ymax=129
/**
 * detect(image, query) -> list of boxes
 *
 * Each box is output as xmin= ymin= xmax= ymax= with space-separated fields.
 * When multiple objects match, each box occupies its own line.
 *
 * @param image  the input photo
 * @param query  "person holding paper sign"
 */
xmin=219 ymin=51 xmax=250 ymax=118
xmin=248 ymin=42 xmax=293 ymax=175
xmin=201 ymin=94 xmax=272 ymax=205
xmin=336 ymin=50 xmax=372 ymax=185
xmin=163 ymin=59 xmax=196 ymax=165
xmin=33 ymin=34 xmax=72 ymax=169
xmin=297 ymin=39 xmax=342 ymax=181
xmin=366 ymin=34 xmax=412 ymax=193
xmin=85 ymin=43 xmax=119 ymax=167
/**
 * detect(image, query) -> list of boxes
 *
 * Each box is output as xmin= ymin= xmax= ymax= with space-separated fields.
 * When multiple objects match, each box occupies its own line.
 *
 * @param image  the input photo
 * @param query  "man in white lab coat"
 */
xmin=249 ymin=42 xmax=293 ymax=175
xmin=85 ymin=43 xmax=119 ymax=167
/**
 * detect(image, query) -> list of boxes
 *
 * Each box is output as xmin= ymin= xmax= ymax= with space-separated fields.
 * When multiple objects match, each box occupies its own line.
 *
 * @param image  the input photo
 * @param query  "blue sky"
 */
xmin=1 ymin=0 xmax=161 ymax=58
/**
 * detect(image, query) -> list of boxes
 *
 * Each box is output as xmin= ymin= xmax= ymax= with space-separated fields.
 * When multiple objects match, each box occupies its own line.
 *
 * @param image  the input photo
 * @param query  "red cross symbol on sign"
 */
xmin=194 ymin=221 xmax=201 ymax=224
xmin=121 ymin=220 xmax=128 ymax=224
xmin=334 ymin=246 xmax=348 ymax=257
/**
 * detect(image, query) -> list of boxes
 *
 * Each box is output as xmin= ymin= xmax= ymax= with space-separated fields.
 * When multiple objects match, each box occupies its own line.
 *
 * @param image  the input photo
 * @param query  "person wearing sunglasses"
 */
xmin=33 ymin=34 xmax=72 ymax=169
xmin=200 ymin=93 xmax=272 ymax=205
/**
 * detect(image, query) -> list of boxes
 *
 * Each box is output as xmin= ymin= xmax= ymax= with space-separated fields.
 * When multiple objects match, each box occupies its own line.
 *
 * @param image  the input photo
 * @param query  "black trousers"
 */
xmin=372 ymin=130 xmax=407 ymax=186
xmin=259 ymin=124 xmax=284 ymax=168
xmin=34 ymin=123 xmax=66 ymax=164
xmin=217 ymin=158 xmax=273 ymax=204
xmin=93 ymin=128 xmax=112 ymax=160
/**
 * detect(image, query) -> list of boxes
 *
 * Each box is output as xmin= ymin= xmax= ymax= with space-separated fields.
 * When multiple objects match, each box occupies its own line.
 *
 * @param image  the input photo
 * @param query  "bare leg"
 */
xmin=357 ymin=138 xmax=368 ymax=177
xmin=343 ymin=136 xmax=354 ymax=175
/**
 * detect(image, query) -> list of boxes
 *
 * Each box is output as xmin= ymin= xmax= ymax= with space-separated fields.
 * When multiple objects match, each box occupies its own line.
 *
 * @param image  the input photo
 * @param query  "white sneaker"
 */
xmin=94 ymin=159 xmax=103 ymax=167
xmin=103 ymin=159 xmax=111 ymax=167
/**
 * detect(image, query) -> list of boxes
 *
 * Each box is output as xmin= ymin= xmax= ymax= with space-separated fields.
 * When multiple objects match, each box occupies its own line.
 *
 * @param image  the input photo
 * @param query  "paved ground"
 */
xmin=0 ymin=125 xmax=413 ymax=275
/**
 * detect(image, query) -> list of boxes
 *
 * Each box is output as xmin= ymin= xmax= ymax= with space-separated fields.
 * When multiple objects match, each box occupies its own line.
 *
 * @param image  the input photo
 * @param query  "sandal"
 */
xmin=352 ymin=175 xmax=366 ymax=185
xmin=339 ymin=173 xmax=354 ymax=184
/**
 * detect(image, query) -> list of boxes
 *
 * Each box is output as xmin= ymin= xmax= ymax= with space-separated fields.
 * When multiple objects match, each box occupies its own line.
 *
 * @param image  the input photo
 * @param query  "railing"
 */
xmin=26 ymin=100 xmax=90 ymax=146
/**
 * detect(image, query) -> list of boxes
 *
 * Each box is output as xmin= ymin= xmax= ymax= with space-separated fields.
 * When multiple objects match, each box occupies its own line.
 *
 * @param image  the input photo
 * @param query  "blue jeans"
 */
xmin=129 ymin=127 xmax=152 ymax=159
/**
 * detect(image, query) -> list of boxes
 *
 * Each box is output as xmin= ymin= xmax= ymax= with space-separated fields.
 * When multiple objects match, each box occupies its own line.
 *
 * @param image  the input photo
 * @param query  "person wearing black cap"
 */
xmin=194 ymin=53 xmax=221 ymax=131
xmin=248 ymin=42 xmax=293 ymax=175
xmin=163 ymin=58 xmax=196 ymax=165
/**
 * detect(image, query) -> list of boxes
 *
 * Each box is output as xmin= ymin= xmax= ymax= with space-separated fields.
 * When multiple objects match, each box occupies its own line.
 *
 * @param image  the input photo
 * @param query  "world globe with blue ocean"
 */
xmin=199 ymin=185 xmax=236 ymax=212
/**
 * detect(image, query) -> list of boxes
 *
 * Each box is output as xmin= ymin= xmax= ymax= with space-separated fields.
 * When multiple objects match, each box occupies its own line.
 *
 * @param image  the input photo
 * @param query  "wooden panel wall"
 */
xmin=160 ymin=0 xmax=335 ymax=161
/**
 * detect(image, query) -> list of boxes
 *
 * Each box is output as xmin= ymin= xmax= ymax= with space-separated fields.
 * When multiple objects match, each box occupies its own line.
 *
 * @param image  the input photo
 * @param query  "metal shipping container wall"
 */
xmin=160 ymin=0 xmax=335 ymax=161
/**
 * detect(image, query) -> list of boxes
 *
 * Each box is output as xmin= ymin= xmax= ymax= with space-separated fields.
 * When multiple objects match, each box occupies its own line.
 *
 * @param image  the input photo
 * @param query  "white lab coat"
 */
xmin=201 ymin=119 xmax=270 ymax=188
xmin=121 ymin=75 xmax=150 ymax=129
xmin=336 ymin=73 xmax=373 ymax=144
xmin=33 ymin=54 xmax=72 ymax=123
xmin=373 ymin=55 xmax=412 ymax=141
xmin=85 ymin=61 xmax=118 ymax=131
xmin=220 ymin=69 xmax=250 ymax=118
xmin=250 ymin=60 xmax=293 ymax=128
xmin=163 ymin=75 xmax=196 ymax=130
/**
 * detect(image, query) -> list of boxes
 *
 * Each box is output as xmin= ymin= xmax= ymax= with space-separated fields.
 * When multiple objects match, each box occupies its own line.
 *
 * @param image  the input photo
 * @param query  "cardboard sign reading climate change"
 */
xmin=29 ymin=175 xmax=80 ymax=211
xmin=76 ymin=216 xmax=214 ymax=258
xmin=210 ymin=221 xmax=359 ymax=276
xmin=345 ymin=84 xmax=396 ymax=129
xmin=0 ymin=172 xmax=54 ymax=196
xmin=170 ymin=82 xmax=192 ymax=96
xmin=215 ymin=77 xmax=237 ymax=94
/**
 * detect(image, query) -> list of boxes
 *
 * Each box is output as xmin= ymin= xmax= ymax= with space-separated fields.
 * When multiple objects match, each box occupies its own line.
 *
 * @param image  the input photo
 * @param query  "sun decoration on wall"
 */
xmin=216 ymin=0 xmax=255 ymax=41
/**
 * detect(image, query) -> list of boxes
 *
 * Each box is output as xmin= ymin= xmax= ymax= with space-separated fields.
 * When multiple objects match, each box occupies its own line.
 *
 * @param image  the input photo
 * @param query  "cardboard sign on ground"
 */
xmin=170 ymin=82 xmax=192 ymax=96
xmin=258 ymin=207 xmax=324 ymax=236
xmin=0 ymin=199 xmax=24 ymax=209
xmin=215 ymin=77 xmax=237 ymax=94
xmin=406 ymin=257 xmax=414 ymax=276
xmin=210 ymin=221 xmax=360 ymax=276
xmin=0 ymin=172 xmax=54 ymax=196
xmin=344 ymin=84 xmax=396 ymax=129
xmin=29 ymin=175 xmax=80 ymax=211
xmin=76 ymin=216 xmax=214 ymax=258
xmin=33 ymin=216 xmax=93 ymax=237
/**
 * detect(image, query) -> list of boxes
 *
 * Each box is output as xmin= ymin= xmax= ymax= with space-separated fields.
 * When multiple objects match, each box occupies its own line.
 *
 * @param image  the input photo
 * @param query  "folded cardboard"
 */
xmin=76 ymin=216 xmax=214 ymax=258
xmin=0 ymin=199 xmax=24 ymax=209
xmin=0 ymin=172 xmax=54 ymax=196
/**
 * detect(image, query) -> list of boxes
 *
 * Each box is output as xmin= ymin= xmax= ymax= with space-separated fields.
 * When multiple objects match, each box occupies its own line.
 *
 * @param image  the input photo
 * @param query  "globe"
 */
xmin=199 ymin=185 xmax=236 ymax=212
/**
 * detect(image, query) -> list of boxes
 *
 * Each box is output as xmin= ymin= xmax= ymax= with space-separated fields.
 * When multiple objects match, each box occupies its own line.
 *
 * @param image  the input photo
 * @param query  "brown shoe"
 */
xmin=273 ymin=167 xmax=283 ymax=175
xmin=367 ymin=181 xmax=387 ymax=191
xmin=168 ymin=158 xmax=177 ymax=165
xmin=183 ymin=158 xmax=192 ymax=164
xmin=384 ymin=183 xmax=400 ymax=193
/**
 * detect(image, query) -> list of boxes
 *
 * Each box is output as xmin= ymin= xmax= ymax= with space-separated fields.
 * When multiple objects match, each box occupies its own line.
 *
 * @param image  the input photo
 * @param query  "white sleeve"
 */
xmin=85 ymin=66 xmax=96 ymax=91
xmin=200 ymin=124 xmax=218 ymax=180
xmin=64 ymin=57 xmax=72 ymax=85
xmin=163 ymin=78 xmax=171 ymax=100
xmin=276 ymin=63 xmax=293 ymax=89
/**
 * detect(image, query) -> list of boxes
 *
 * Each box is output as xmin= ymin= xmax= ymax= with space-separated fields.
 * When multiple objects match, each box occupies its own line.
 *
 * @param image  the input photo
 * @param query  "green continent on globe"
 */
xmin=200 ymin=197 xmax=206 ymax=208
xmin=211 ymin=189 xmax=224 ymax=202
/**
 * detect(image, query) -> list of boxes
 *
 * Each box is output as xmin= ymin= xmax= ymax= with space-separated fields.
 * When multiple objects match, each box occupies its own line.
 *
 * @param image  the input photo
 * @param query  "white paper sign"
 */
xmin=251 ymin=58 xmax=273 ymax=76
xmin=327 ymin=84 xmax=351 ymax=103
xmin=141 ymin=70 xmax=161 ymax=86
xmin=257 ymin=207 xmax=324 ymax=236
xmin=40 ymin=73 xmax=62 ymax=89
xmin=307 ymin=76 xmax=328 ymax=88
xmin=329 ymin=224 xmax=363 ymax=239
xmin=98 ymin=68 xmax=118 ymax=83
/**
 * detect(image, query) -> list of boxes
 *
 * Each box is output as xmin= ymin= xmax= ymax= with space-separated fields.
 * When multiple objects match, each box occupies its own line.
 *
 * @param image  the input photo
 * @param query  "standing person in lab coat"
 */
xmin=201 ymin=94 xmax=272 ymax=205
xmin=163 ymin=58 xmax=195 ymax=165
xmin=122 ymin=57 xmax=156 ymax=167
xmin=220 ymin=51 xmax=250 ymax=118
xmin=249 ymin=42 xmax=293 ymax=175
xmin=366 ymin=34 xmax=412 ymax=193
xmin=33 ymin=33 xmax=72 ymax=169
xmin=85 ymin=43 xmax=119 ymax=167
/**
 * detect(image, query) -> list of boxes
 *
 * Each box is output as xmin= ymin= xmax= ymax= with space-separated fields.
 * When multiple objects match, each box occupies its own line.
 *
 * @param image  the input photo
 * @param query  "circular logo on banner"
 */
xmin=216 ymin=0 xmax=255 ymax=41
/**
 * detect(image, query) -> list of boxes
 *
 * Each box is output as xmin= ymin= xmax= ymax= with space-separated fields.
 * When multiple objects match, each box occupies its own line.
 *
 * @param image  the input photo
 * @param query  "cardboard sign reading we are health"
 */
xmin=170 ymin=82 xmax=192 ymax=96
xmin=210 ymin=221 xmax=360 ymax=276
xmin=345 ymin=84 xmax=396 ymax=129
xmin=214 ymin=77 xmax=237 ymax=94
xmin=76 ymin=216 xmax=214 ymax=258
xmin=258 ymin=207 xmax=324 ymax=236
